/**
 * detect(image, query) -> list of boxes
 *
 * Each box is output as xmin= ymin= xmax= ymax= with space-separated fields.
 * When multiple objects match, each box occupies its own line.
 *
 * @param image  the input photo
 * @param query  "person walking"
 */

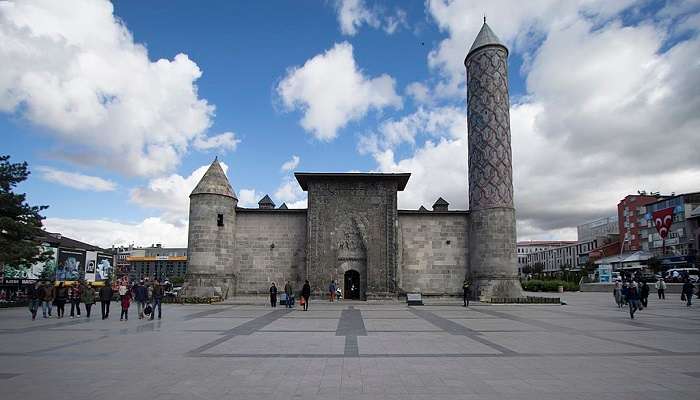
xmin=41 ymin=281 xmax=55 ymax=318
xmin=302 ymin=280 xmax=311 ymax=311
xmin=28 ymin=281 xmax=41 ymax=320
xmin=120 ymin=286 xmax=132 ymax=321
xmin=69 ymin=282 xmax=82 ymax=318
xmin=682 ymin=279 xmax=695 ymax=307
xmin=99 ymin=281 xmax=113 ymax=320
xmin=134 ymin=280 xmax=148 ymax=319
xmin=329 ymin=281 xmax=336 ymax=302
xmin=284 ymin=281 xmax=293 ymax=308
xmin=150 ymin=280 xmax=164 ymax=320
xmin=269 ymin=282 xmax=278 ymax=308
xmin=613 ymin=281 xmax=623 ymax=308
xmin=621 ymin=282 xmax=629 ymax=306
xmin=54 ymin=282 xmax=68 ymax=318
xmin=462 ymin=279 xmax=471 ymax=307
xmin=655 ymin=278 xmax=666 ymax=300
xmin=81 ymin=283 xmax=96 ymax=318
xmin=640 ymin=281 xmax=650 ymax=308
xmin=627 ymin=281 xmax=641 ymax=319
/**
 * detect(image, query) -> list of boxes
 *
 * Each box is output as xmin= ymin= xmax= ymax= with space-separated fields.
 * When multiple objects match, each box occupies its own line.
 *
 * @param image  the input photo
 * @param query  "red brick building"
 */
xmin=618 ymin=194 xmax=666 ymax=252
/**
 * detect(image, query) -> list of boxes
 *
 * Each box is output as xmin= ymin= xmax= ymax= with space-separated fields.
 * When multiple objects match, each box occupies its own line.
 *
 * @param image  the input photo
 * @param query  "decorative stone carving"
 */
xmin=466 ymin=46 xmax=514 ymax=211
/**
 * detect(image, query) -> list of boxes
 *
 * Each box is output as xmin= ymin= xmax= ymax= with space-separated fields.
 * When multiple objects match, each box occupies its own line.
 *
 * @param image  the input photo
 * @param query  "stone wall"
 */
xmin=234 ymin=210 xmax=307 ymax=295
xmin=306 ymin=178 xmax=398 ymax=299
xmin=398 ymin=212 xmax=469 ymax=295
xmin=186 ymin=193 xmax=237 ymax=297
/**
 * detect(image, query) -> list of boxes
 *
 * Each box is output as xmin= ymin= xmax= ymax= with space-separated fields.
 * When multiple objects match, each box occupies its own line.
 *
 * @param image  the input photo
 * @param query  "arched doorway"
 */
xmin=344 ymin=270 xmax=360 ymax=300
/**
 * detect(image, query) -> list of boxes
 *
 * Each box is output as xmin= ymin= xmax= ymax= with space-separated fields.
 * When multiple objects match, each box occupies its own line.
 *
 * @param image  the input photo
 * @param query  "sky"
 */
xmin=1 ymin=0 xmax=699 ymax=248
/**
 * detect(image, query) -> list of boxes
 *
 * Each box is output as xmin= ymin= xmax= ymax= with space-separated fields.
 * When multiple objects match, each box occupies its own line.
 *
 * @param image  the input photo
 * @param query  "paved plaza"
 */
xmin=1 ymin=292 xmax=699 ymax=400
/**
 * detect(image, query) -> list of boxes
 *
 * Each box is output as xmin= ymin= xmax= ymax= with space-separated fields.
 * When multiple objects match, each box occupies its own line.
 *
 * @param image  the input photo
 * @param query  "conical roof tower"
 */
xmin=467 ymin=20 xmax=507 ymax=58
xmin=191 ymin=158 xmax=237 ymax=199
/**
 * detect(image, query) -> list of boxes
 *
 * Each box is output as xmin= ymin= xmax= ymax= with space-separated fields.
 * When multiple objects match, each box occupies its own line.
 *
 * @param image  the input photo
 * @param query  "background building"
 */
xmin=639 ymin=192 xmax=700 ymax=268
xmin=517 ymin=241 xmax=575 ymax=273
xmin=125 ymin=244 xmax=187 ymax=283
xmin=618 ymin=193 xmax=666 ymax=252
xmin=577 ymin=216 xmax=618 ymax=242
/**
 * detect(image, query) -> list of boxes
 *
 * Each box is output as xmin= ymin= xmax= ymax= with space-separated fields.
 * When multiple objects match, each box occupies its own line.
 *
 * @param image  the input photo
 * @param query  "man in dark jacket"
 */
xmin=41 ymin=281 xmax=54 ymax=318
xmin=639 ymin=281 xmax=650 ymax=308
xmin=462 ymin=279 xmax=471 ymax=307
xmin=284 ymin=281 xmax=293 ymax=308
xmin=682 ymin=279 xmax=695 ymax=307
xmin=627 ymin=282 xmax=641 ymax=319
xmin=28 ymin=282 xmax=41 ymax=320
xmin=99 ymin=281 xmax=113 ymax=320
xmin=133 ymin=281 xmax=148 ymax=319
xmin=302 ymin=280 xmax=311 ymax=311
xmin=150 ymin=280 xmax=164 ymax=320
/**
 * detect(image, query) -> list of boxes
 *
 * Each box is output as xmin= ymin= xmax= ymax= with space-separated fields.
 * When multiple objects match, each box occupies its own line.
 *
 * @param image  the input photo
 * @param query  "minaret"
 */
xmin=465 ymin=21 xmax=523 ymax=300
xmin=184 ymin=158 xmax=238 ymax=298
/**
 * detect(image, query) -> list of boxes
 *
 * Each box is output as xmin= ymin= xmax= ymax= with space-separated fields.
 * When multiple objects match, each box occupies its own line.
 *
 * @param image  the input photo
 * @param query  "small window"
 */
xmin=217 ymin=214 xmax=224 ymax=227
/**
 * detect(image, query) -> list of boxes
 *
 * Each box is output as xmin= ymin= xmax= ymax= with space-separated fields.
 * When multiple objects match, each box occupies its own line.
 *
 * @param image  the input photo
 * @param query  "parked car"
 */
xmin=665 ymin=268 xmax=699 ymax=283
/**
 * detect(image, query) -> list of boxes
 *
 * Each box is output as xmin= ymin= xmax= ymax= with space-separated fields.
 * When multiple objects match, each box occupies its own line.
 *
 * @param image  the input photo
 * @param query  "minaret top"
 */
xmin=190 ymin=158 xmax=237 ymax=199
xmin=467 ymin=21 xmax=507 ymax=59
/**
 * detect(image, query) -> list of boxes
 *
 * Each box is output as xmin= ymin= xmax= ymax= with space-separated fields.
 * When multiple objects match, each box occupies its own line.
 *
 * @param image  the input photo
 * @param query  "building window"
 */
xmin=217 ymin=214 xmax=224 ymax=227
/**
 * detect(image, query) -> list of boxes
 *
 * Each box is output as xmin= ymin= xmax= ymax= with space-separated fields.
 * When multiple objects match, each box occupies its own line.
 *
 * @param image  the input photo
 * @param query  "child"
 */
xmin=120 ymin=288 xmax=132 ymax=321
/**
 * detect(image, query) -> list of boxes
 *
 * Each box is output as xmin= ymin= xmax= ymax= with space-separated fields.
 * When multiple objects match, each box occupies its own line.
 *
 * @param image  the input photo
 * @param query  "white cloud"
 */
xmin=425 ymin=0 xmax=634 ymax=97
xmin=193 ymin=132 xmax=240 ymax=152
xmin=280 ymin=155 xmax=300 ymax=173
xmin=374 ymin=138 xmax=467 ymax=211
xmin=37 ymin=166 xmax=116 ymax=192
xmin=274 ymin=176 xmax=306 ymax=207
xmin=0 ymin=0 xmax=234 ymax=177
xmin=359 ymin=106 xmax=464 ymax=154
xmin=335 ymin=0 xmax=406 ymax=36
xmin=365 ymin=2 xmax=700 ymax=241
xmin=44 ymin=217 xmax=188 ymax=248
xmin=277 ymin=42 xmax=402 ymax=141
xmin=129 ymin=162 xmax=229 ymax=222
xmin=238 ymin=188 xmax=262 ymax=208
xmin=405 ymin=82 xmax=432 ymax=105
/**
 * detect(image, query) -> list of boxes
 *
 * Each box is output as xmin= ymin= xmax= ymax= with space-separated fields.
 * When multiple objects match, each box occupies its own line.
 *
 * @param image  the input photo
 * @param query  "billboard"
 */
xmin=95 ymin=254 xmax=114 ymax=281
xmin=1 ymin=245 xmax=57 ymax=280
xmin=56 ymin=249 xmax=85 ymax=281
xmin=85 ymin=251 xmax=97 ymax=282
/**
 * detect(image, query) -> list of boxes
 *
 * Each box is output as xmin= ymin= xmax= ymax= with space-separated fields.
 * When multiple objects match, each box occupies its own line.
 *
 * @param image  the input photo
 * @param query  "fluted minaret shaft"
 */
xmin=465 ymin=22 xmax=523 ymax=300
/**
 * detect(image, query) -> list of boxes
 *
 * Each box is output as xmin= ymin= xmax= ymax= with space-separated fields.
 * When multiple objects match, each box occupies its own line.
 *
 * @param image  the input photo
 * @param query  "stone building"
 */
xmin=184 ymin=22 xmax=523 ymax=301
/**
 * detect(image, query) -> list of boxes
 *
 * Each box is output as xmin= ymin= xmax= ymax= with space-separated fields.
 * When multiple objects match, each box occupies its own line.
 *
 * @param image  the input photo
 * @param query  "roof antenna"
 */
xmin=483 ymin=14 xmax=487 ymax=24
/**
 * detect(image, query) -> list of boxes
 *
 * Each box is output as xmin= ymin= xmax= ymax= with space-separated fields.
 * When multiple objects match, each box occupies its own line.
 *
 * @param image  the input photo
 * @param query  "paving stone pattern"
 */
xmin=1 ymin=292 xmax=700 ymax=399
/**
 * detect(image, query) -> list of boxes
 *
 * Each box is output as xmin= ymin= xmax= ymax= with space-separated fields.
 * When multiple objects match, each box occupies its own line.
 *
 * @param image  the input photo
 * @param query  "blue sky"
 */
xmin=1 ymin=0 xmax=699 ymax=247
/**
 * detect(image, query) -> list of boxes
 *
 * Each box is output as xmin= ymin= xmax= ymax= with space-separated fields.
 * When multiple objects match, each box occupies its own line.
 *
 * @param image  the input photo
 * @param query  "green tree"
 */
xmin=0 ymin=155 xmax=51 ymax=270
xmin=532 ymin=262 xmax=545 ymax=278
xmin=646 ymin=257 xmax=663 ymax=275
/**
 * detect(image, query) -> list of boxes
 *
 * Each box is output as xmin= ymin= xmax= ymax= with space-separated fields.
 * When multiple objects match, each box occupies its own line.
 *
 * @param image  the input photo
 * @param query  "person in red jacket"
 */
xmin=120 ymin=288 xmax=132 ymax=321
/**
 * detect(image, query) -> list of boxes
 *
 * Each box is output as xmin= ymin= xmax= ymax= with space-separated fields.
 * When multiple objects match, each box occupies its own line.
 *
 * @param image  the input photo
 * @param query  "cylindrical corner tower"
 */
xmin=185 ymin=158 xmax=238 ymax=298
xmin=465 ymin=21 xmax=523 ymax=300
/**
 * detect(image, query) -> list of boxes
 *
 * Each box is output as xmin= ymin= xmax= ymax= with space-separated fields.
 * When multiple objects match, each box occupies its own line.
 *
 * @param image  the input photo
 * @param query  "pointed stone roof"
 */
xmin=258 ymin=194 xmax=276 ymax=208
xmin=433 ymin=197 xmax=449 ymax=207
xmin=278 ymin=203 xmax=288 ymax=210
xmin=432 ymin=197 xmax=449 ymax=211
xmin=190 ymin=158 xmax=237 ymax=199
xmin=418 ymin=205 xmax=428 ymax=212
xmin=467 ymin=21 xmax=507 ymax=59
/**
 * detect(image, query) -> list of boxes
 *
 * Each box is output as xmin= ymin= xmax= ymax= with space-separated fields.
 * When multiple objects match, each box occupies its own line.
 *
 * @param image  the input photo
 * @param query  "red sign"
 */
xmin=652 ymin=207 xmax=674 ymax=239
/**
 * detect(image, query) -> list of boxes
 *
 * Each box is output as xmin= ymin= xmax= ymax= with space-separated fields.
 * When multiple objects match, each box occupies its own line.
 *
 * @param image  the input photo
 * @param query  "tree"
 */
xmin=0 ymin=155 xmax=51 ymax=270
xmin=532 ymin=262 xmax=545 ymax=278
xmin=646 ymin=257 xmax=663 ymax=275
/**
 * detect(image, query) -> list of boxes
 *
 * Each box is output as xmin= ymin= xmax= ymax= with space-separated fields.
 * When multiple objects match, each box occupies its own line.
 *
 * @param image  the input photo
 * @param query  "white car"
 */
xmin=665 ymin=268 xmax=699 ymax=283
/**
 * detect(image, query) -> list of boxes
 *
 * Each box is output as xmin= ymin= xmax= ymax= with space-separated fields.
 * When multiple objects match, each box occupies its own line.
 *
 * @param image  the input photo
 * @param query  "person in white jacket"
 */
xmin=655 ymin=278 xmax=666 ymax=300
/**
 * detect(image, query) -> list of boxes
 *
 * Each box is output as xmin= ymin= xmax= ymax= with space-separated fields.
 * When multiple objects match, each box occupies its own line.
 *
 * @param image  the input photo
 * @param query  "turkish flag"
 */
xmin=652 ymin=207 xmax=674 ymax=239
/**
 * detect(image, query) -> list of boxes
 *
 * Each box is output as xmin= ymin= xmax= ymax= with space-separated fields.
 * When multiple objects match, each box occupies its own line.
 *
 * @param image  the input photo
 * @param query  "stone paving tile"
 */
xmin=0 ymin=292 xmax=699 ymax=399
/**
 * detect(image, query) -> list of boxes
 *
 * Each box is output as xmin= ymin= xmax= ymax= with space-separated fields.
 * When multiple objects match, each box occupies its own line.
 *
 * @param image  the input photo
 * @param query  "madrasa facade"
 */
xmin=184 ymin=22 xmax=523 ymax=301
